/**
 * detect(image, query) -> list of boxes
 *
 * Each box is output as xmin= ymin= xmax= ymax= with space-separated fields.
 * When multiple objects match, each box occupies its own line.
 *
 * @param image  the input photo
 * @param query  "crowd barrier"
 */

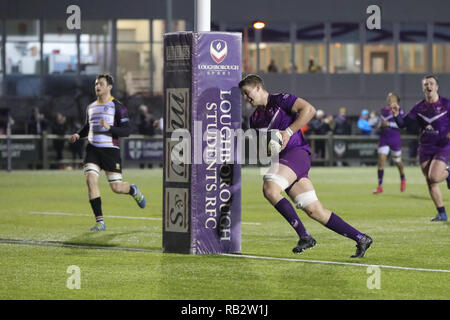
xmin=0 ymin=132 xmax=419 ymax=170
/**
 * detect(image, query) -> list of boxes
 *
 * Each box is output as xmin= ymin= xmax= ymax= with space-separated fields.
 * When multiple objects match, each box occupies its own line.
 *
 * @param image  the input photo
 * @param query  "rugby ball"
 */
xmin=267 ymin=129 xmax=283 ymax=156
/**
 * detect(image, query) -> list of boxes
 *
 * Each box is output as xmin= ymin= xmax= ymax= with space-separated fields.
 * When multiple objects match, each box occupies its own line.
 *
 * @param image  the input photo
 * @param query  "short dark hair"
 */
xmin=96 ymin=73 xmax=114 ymax=86
xmin=238 ymin=74 xmax=264 ymax=89
xmin=387 ymin=92 xmax=400 ymax=103
xmin=423 ymin=75 xmax=439 ymax=85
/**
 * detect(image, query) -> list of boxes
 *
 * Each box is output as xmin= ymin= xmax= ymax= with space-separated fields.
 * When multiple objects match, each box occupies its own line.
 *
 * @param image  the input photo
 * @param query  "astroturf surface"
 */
xmin=0 ymin=167 xmax=449 ymax=300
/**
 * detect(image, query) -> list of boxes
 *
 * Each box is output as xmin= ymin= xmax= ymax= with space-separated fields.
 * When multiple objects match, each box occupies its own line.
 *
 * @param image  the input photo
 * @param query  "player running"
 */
xmin=373 ymin=92 xmax=406 ymax=194
xmin=239 ymin=74 xmax=373 ymax=258
xmin=69 ymin=74 xmax=146 ymax=231
xmin=391 ymin=75 xmax=450 ymax=222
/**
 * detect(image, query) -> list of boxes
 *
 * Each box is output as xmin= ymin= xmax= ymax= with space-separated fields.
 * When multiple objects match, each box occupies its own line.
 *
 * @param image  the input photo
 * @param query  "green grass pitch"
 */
xmin=0 ymin=166 xmax=449 ymax=300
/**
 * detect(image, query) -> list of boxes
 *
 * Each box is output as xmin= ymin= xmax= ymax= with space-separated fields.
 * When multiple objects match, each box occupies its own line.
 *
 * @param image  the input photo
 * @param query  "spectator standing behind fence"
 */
xmin=368 ymin=110 xmax=381 ymax=135
xmin=308 ymin=109 xmax=331 ymax=158
xmin=28 ymin=107 xmax=48 ymax=134
xmin=138 ymin=104 xmax=155 ymax=136
xmin=268 ymin=59 xmax=278 ymax=73
xmin=333 ymin=107 xmax=352 ymax=135
xmin=357 ymin=109 xmax=372 ymax=136
xmin=52 ymin=112 xmax=68 ymax=162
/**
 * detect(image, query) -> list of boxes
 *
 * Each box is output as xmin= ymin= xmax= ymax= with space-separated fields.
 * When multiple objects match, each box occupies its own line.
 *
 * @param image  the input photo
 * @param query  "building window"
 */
xmin=116 ymin=19 xmax=150 ymax=95
xmin=433 ymin=23 xmax=450 ymax=73
xmin=226 ymin=24 xmax=254 ymax=73
xmin=295 ymin=23 xmax=325 ymax=73
xmin=259 ymin=24 xmax=290 ymax=73
xmin=399 ymin=23 xmax=427 ymax=73
xmin=80 ymin=20 xmax=112 ymax=75
xmin=43 ymin=20 xmax=77 ymax=75
xmin=241 ymin=24 xmax=290 ymax=73
xmin=5 ymin=20 xmax=40 ymax=75
xmin=330 ymin=22 xmax=361 ymax=73
xmin=152 ymin=19 xmax=187 ymax=95
xmin=364 ymin=23 xmax=395 ymax=73
xmin=0 ymin=22 xmax=3 ymax=75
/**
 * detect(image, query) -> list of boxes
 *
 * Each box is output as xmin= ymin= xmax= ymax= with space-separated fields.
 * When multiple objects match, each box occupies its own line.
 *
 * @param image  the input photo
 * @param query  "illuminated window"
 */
xmin=80 ymin=20 xmax=112 ymax=75
xmin=152 ymin=19 xmax=188 ymax=95
xmin=0 ymin=22 xmax=3 ymax=74
xmin=116 ymin=20 xmax=150 ymax=95
xmin=399 ymin=23 xmax=427 ymax=73
xmin=295 ymin=23 xmax=325 ymax=73
xmin=6 ymin=20 xmax=41 ymax=75
xmin=43 ymin=20 xmax=77 ymax=75
xmin=259 ymin=24 xmax=290 ymax=73
xmin=330 ymin=23 xmax=361 ymax=73
xmin=364 ymin=23 xmax=395 ymax=73
xmin=0 ymin=23 xmax=3 ymax=96
xmin=226 ymin=24 xmax=254 ymax=73
xmin=433 ymin=23 xmax=450 ymax=73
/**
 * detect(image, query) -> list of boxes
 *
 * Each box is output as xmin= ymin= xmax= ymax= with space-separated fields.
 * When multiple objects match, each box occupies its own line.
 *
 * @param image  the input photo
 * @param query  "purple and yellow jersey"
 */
xmin=78 ymin=97 xmax=130 ymax=149
xmin=406 ymin=96 xmax=450 ymax=153
xmin=250 ymin=93 xmax=311 ymax=153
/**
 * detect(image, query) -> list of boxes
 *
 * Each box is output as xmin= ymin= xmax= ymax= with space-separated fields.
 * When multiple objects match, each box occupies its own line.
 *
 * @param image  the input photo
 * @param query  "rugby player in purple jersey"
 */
xmin=373 ymin=92 xmax=406 ymax=194
xmin=239 ymin=74 xmax=373 ymax=258
xmin=391 ymin=75 xmax=450 ymax=221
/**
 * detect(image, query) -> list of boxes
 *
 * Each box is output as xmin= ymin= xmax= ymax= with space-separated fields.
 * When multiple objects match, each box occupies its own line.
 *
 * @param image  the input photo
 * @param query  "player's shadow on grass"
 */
xmin=64 ymin=230 xmax=160 ymax=251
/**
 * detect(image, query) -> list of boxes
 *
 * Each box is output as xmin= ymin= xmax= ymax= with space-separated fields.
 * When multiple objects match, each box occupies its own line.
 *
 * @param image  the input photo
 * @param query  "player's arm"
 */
xmin=391 ymin=103 xmax=413 ymax=129
xmin=69 ymin=109 xmax=89 ymax=143
xmin=281 ymin=98 xmax=316 ymax=145
xmin=99 ymin=102 xmax=131 ymax=137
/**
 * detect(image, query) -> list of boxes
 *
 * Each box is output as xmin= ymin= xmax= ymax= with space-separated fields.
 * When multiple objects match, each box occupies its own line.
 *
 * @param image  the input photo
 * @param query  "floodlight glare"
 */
xmin=253 ymin=21 xmax=265 ymax=30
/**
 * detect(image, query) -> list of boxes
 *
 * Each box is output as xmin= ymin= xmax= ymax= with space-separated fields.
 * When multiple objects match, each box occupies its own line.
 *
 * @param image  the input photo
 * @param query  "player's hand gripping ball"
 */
xmin=267 ymin=129 xmax=283 ymax=156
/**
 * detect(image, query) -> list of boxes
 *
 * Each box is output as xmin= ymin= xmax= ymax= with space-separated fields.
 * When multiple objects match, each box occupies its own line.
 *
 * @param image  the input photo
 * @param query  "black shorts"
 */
xmin=84 ymin=143 xmax=122 ymax=173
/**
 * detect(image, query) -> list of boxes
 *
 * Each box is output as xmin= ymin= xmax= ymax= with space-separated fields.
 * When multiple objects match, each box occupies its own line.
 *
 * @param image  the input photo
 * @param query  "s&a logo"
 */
xmin=210 ymin=40 xmax=227 ymax=64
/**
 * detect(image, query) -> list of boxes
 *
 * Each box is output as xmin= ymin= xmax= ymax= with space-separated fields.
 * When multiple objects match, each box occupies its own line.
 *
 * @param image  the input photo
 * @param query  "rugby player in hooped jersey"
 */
xmin=391 ymin=75 xmax=450 ymax=222
xmin=69 ymin=74 xmax=146 ymax=231
xmin=239 ymin=74 xmax=373 ymax=258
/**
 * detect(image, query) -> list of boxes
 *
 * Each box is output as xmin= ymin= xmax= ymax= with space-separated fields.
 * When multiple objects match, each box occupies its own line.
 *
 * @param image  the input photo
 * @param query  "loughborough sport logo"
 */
xmin=210 ymin=40 xmax=227 ymax=64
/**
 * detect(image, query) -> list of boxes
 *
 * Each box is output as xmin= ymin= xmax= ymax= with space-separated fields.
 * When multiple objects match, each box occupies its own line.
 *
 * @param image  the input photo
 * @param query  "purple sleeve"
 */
xmin=406 ymin=102 xmax=420 ymax=121
xmin=274 ymin=93 xmax=297 ymax=113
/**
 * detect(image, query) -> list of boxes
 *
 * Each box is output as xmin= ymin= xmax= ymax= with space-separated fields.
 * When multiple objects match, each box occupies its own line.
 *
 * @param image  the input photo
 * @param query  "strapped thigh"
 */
xmin=107 ymin=172 xmax=123 ymax=184
xmin=391 ymin=149 xmax=402 ymax=162
xmin=263 ymin=173 xmax=290 ymax=191
xmin=293 ymin=190 xmax=319 ymax=210
xmin=83 ymin=163 xmax=100 ymax=177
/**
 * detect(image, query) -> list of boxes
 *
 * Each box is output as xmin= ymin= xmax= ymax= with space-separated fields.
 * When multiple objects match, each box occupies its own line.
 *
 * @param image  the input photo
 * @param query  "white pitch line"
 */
xmin=29 ymin=211 xmax=261 ymax=225
xmin=30 ymin=211 xmax=161 ymax=221
xmin=2 ymin=237 xmax=449 ymax=274
xmin=221 ymin=253 xmax=450 ymax=274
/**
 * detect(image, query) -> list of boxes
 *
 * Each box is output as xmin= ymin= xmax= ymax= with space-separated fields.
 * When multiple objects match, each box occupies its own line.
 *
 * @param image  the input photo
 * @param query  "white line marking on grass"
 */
xmin=29 ymin=211 xmax=261 ymax=225
xmin=221 ymin=253 xmax=450 ymax=274
xmin=2 ymin=238 xmax=450 ymax=274
xmin=30 ymin=211 xmax=160 ymax=221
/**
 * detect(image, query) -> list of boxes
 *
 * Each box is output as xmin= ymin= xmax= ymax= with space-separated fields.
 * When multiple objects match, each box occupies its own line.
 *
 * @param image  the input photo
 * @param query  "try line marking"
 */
xmin=1 ymin=237 xmax=450 ymax=274
xmin=29 ymin=211 xmax=261 ymax=225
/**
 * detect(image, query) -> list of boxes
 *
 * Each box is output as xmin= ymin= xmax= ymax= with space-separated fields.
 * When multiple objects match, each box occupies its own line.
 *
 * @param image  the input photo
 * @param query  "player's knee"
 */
xmin=427 ymin=174 xmax=441 ymax=185
xmin=293 ymin=190 xmax=318 ymax=211
xmin=85 ymin=172 xmax=98 ymax=187
xmin=303 ymin=201 xmax=320 ymax=216
xmin=109 ymin=182 xmax=122 ymax=194
xmin=262 ymin=183 xmax=280 ymax=201
xmin=262 ymin=174 xmax=289 ymax=201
